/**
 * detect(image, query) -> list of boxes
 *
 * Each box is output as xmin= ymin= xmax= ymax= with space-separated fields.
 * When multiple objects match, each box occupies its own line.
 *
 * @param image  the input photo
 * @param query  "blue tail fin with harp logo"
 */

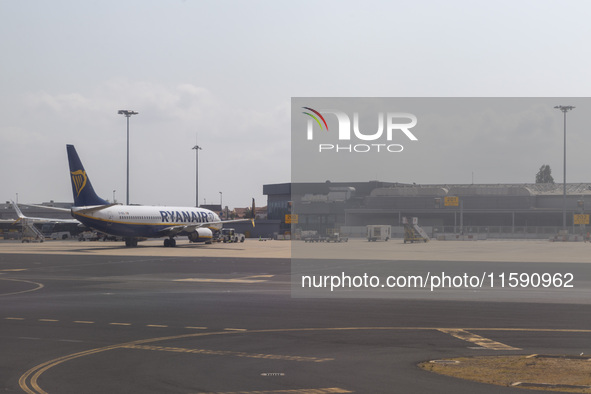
xmin=67 ymin=145 xmax=109 ymax=207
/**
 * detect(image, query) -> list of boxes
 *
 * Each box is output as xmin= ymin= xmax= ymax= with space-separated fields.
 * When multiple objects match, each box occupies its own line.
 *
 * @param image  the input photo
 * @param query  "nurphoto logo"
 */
xmin=302 ymin=107 xmax=418 ymax=153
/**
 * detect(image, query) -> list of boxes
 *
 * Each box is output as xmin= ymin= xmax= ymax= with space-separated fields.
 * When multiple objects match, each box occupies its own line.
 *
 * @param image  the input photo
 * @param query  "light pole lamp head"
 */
xmin=554 ymin=105 xmax=575 ymax=113
xmin=192 ymin=145 xmax=202 ymax=151
xmin=118 ymin=110 xmax=139 ymax=117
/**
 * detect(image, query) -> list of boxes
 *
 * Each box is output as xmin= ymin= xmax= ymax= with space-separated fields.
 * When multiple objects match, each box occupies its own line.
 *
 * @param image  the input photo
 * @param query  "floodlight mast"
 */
xmin=118 ymin=110 xmax=138 ymax=205
xmin=192 ymin=145 xmax=202 ymax=207
xmin=554 ymin=105 xmax=575 ymax=231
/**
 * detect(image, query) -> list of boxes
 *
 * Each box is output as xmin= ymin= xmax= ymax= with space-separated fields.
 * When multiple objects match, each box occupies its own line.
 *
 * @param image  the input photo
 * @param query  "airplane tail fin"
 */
xmin=11 ymin=200 xmax=24 ymax=224
xmin=66 ymin=145 xmax=109 ymax=207
xmin=11 ymin=200 xmax=25 ymax=219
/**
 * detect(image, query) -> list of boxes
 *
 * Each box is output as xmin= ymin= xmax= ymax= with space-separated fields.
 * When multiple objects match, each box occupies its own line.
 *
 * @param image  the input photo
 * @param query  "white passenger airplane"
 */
xmin=10 ymin=200 xmax=80 ymax=225
xmin=66 ymin=144 xmax=252 ymax=247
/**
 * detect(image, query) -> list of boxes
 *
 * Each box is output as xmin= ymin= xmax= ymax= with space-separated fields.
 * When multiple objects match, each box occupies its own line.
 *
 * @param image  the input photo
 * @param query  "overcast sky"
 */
xmin=2 ymin=1 xmax=591 ymax=209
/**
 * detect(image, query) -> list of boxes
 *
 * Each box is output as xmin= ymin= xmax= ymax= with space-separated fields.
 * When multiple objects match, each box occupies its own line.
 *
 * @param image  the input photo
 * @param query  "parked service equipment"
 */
xmin=326 ymin=232 xmax=348 ymax=243
xmin=367 ymin=225 xmax=391 ymax=242
xmin=220 ymin=228 xmax=245 ymax=243
xmin=304 ymin=231 xmax=326 ymax=242
xmin=402 ymin=217 xmax=429 ymax=243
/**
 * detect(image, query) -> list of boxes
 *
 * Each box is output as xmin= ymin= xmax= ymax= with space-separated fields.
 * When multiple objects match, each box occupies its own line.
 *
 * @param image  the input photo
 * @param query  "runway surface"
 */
xmin=0 ymin=239 xmax=590 ymax=393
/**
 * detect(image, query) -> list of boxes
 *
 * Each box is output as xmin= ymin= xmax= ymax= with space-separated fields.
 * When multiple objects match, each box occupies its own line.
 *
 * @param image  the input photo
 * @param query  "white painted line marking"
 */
xmin=192 ymin=388 xmax=352 ymax=393
xmin=175 ymin=278 xmax=268 ymax=283
xmin=438 ymin=328 xmax=521 ymax=350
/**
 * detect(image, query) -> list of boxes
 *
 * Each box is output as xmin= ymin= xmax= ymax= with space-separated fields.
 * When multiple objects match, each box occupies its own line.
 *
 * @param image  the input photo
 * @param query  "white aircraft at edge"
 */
xmin=66 ymin=144 xmax=253 ymax=247
xmin=10 ymin=200 xmax=80 ymax=225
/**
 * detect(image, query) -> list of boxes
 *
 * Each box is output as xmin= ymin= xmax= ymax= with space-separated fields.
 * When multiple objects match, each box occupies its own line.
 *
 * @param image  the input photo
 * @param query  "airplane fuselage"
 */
xmin=71 ymin=205 xmax=222 ymax=238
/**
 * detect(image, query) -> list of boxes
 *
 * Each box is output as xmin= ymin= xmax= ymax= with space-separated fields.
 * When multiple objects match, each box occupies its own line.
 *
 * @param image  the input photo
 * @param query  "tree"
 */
xmin=243 ymin=207 xmax=252 ymax=219
xmin=535 ymin=164 xmax=554 ymax=184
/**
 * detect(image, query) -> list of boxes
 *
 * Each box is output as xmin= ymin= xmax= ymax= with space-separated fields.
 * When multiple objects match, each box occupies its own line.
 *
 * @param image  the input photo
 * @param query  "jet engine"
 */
xmin=188 ymin=227 xmax=213 ymax=243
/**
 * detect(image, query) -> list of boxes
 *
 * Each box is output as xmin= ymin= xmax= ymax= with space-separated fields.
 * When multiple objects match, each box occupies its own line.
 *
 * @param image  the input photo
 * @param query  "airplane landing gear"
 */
xmin=124 ymin=238 xmax=138 ymax=247
xmin=164 ymin=238 xmax=177 ymax=247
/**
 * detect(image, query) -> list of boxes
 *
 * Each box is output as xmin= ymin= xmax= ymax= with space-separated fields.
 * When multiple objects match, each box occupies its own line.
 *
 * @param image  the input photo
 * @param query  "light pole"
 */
xmin=113 ymin=190 xmax=116 ymax=203
xmin=554 ymin=105 xmax=575 ymax=231
xmin=118 ymin=110 xmax=138 ymax=205
xmin=192 ymin=145 xmax=202 ymax=207
xmin=219 ymin=191 xmax=223 ymax=219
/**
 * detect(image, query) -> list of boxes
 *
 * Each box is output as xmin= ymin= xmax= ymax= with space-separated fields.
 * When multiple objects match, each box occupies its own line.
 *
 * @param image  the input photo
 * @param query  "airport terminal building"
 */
xmin=264 ymin=181 xmax=591 ymax=239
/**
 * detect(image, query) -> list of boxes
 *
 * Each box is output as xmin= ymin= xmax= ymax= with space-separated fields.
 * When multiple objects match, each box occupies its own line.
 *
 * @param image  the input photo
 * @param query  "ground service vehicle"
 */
xmin=220 ymin=228 xmax=245 ymax=243
xmin=51 ymin=231 xmax=71 ymax=240
xmin=78 ymin=231 xmax=100 ymax=241
xmin=304 ymin=233 xmax=324 ymax=242
xmin=326 ymin=233 xmax=348 ymax=242
xmin=367 ymin=225 xmax=391 ymax=242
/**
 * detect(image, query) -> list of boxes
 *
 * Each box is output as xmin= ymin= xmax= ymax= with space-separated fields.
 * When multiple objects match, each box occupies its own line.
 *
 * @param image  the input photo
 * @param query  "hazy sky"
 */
xmin=291 ymin=97 xmax=591 ymax=185
xmin=2 ymin=1 xmax=591 ymax=208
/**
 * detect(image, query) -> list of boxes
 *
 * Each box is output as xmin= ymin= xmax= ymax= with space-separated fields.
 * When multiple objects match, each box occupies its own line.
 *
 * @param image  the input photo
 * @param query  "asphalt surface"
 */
xmin=0 ymin=240 xmax=590 ymax=393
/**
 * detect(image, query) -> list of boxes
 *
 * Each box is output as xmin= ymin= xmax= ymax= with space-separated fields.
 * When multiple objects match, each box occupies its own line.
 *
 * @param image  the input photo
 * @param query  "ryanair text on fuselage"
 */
xmin=159 ymin=210 xmax=214 ymax=223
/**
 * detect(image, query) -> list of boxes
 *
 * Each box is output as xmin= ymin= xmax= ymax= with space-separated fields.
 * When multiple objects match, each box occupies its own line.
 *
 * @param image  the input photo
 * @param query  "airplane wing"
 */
xmin=13 ymin=203 xmax=117 ymax=216
xmin=160 ymin=224 xmax=201 ymax=237
xmin=13 ymin=217 xmax=79 ymax=225
xmin=73 ymin=204 xmax=119 ymax=215
xmin=159 ymin=218 xmax=255 ymax=236
xmin=11 ymin=201 xmax=80 ymax=225
xmin=16 ymin=203 xmax=71 ymax=212
xmin=208 ymin=218 xmax=255 ymax=227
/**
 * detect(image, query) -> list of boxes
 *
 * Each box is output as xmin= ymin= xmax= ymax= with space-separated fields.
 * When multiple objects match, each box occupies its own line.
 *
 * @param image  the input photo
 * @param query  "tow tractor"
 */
xmin=220 ymin=228 xmax=245 ymax=243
